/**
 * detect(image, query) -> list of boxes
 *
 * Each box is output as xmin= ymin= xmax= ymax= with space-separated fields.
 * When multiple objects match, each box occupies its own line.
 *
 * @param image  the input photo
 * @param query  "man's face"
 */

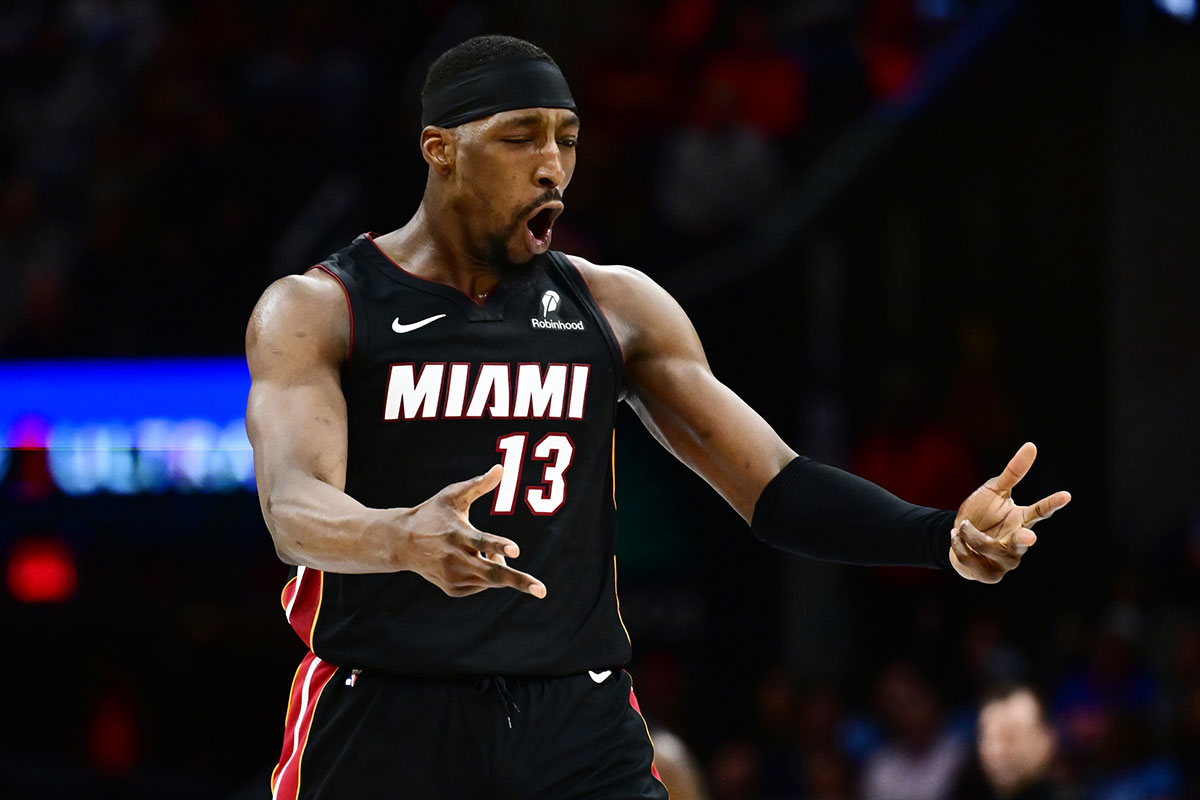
xmin=977 ymin=690 xmax=1055 ymax=795
xmin=446 ymin=107 xmax=579 ymax=276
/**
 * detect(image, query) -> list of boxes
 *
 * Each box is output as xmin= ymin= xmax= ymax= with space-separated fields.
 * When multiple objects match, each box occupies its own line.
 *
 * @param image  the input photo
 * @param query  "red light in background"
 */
xmin=87 ymin=691 xmax=142 ymax=777
xmin=7 ymin=536 xmax=77 ymax=603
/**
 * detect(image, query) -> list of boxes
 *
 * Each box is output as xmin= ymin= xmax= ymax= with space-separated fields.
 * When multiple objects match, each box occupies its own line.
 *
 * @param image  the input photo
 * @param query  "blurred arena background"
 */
xmin=2 ymin=1 xmax=1199 ymax=798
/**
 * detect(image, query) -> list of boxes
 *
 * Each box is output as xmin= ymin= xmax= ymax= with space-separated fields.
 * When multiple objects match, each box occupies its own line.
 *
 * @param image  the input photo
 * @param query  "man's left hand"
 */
xmin=950 ymin=442 xmax=1071 ymax=583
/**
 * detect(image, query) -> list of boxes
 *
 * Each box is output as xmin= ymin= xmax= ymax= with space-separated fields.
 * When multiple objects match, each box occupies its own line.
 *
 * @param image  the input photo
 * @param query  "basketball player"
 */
xmin=245 ymin=35 xmax=1071 ymax=799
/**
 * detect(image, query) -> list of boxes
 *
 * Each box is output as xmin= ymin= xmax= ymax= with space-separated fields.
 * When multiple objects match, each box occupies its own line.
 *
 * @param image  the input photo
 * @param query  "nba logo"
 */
xmin=541 ymin=291 xmax=560 ymax=318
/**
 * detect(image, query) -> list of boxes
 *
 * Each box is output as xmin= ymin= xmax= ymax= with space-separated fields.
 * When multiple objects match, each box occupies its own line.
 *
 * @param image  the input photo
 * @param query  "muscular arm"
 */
xmin=575 ymin=256 xmax=1069 ymax=580
xmin=246 ymin=270 xmax=398 ymax=573
xmin=246 ymin=271 xmax=546 ymax=596
xmin=573 ymin=258 xmax=794 ymax=521
xmin=574 ymin=256 xmax=953 ymax=570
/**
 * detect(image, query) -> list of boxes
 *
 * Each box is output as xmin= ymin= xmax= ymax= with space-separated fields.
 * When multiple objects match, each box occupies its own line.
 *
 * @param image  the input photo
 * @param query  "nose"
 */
xmin=535 ymin=144 xmax=565 ymax=190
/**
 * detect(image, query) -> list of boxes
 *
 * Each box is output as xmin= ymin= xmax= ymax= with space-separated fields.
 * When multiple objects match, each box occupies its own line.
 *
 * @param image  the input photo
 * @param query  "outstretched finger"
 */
xmin=442 ymin=464 xmax=505 ymax=509
xmin=460 ymin=529 xmax=521 ymax=560
xmin=1013 ymin=528 xmax=1037 ymax=550
xmin=472 ymin=558 xmax=547 ymax=599
xmin=988 ymin=442 xmax=1037 ymax=495
xmin=1022 ymin=491 xmax=1072 ymax=526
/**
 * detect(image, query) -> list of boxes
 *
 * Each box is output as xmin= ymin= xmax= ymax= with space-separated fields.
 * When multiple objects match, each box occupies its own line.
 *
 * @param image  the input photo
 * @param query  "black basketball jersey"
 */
xmin=279 ymin=233 xmax=632 ymax=677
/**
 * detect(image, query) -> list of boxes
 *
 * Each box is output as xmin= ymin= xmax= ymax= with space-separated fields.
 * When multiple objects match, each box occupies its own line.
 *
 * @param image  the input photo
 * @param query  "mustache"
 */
xmin=511 ymin=189 xmax=563 ymax=226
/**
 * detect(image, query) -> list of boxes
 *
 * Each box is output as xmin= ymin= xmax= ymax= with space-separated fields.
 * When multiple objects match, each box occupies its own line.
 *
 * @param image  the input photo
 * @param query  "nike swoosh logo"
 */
xmin=588 ymin=670 xmax=612 ymax=684
xmin=392 ymin=314 xmax=446 ymax=334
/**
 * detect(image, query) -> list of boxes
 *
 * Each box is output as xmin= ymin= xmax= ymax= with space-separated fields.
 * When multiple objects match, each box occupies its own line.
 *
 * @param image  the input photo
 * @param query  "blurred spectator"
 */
xmin=655 ymin=70 xmax=780 ymax=243
xmin=655 ymin=0 xmax=721 ymax=59
xmin=754 ymin=668 xmax=804 ymax=795
xmin=695 ymin=6 xmax=807 ymax=138
xmin=1086 ymin=713 xmax=1182 ymax=800
xmin=853 ymin=362 xmax=981 ymax=512
xmin=1050 ymin=584 xmax=1184 ymax=800
xmin=651 ymin=725 xmax=711 ymax=800
xmin=1053 ymin=605 xmax=1157 ymax=762
xmin=803 ymin=746 xmax=856 ymax=800
xmin=959 ymin=613 xmax=1030 ymax=693
xmin=974 ymin=684 xmax=1062 ymax=800
xmin=946 ymin=315 xmax=1017 ymax=476
xmin=576 ymin=4 xmax=676 ymax=146
xmin=708 ymin=740 xmax=762 ymax=800
xmin=861 ymin=660 xmax=969 ymax=800
xmin=858 ymin=0 xmax=922 ymax=98
xmin=852 ymin=361 xmax=981 ymax=591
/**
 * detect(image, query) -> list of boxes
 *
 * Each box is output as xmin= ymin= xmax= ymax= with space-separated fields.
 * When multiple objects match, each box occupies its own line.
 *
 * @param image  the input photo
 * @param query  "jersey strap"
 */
xmin=546 ymin=252 xmax=626 ymax=396
xmin=312 ymin=240 xmax=372 ymax=381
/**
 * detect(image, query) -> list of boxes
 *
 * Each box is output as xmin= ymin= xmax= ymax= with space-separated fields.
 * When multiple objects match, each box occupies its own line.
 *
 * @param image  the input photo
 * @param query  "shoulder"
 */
xmin=562 ymin=253 xmax=693 ymax=362
xmin=246 ymin=269 xmax=350 ymax=369
xmin=562 ymin=253 xmax=660 ymax=304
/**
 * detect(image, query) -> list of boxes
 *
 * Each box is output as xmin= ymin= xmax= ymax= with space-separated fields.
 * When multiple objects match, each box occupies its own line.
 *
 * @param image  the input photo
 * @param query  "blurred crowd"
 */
xmin=640 ymin=547 xmax=1200 ymax=799
xmin=0 ymin=0 xmax=978 ymax=356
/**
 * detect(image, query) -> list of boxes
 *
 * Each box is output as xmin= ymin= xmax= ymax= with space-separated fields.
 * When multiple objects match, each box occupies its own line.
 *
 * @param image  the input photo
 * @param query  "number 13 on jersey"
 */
xmin=493 ymin=432 xmax=576 ymax=515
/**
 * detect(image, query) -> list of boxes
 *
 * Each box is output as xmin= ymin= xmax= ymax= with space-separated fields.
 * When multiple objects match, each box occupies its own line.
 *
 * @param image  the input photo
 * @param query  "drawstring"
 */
xmin=477 ymin=676 xmax=521 ymax=729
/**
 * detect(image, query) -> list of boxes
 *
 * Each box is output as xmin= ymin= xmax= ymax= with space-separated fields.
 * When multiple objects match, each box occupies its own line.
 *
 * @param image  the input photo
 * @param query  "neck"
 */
xmin=372 ymin=195 xmax=500 ymax=300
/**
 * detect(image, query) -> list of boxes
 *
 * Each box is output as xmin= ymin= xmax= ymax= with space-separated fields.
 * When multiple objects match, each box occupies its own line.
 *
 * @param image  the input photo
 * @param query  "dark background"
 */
xmin=2 ymin=1 xmax=1199 ymax=798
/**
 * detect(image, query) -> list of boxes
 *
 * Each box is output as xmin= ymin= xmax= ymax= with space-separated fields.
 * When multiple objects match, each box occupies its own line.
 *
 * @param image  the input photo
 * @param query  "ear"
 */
xmin=420 ymin=127 xmax=454 ymax=176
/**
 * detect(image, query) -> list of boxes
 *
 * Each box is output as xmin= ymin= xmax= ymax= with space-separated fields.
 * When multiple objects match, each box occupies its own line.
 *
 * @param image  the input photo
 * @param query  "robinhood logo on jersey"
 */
xmin=531 ymin=290 xmax=585 ymax=332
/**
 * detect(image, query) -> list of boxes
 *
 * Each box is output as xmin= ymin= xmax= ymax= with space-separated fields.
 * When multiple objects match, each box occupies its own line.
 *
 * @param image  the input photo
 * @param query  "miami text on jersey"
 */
xmin=383 ymin=362 xmax=591 ymax=421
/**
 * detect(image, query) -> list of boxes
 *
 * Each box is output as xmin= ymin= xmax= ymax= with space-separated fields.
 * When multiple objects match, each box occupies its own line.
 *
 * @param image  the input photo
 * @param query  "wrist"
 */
xmin=368 ymin=506 xmax=413 ymax=572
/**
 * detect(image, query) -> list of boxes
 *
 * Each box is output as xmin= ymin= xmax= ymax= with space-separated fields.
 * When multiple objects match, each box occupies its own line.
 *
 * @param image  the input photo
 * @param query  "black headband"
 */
xmin=421 ymin=58 xmax=577 ymax=128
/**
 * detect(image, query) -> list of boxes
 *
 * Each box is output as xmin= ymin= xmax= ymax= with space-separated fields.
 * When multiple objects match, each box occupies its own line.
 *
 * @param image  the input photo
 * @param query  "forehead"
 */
xmin=979 ymin=693 xmax=1040 ymax=730
xmin=482 ymin=108 xmax=581 ymax=129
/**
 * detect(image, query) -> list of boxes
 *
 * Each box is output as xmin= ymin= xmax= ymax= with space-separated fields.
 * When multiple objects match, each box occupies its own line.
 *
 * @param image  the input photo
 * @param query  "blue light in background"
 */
xmin=1156 ymin=0 xmax=1196 ymax=21
xmin=0 ymin=359 xmax=254 ymax=495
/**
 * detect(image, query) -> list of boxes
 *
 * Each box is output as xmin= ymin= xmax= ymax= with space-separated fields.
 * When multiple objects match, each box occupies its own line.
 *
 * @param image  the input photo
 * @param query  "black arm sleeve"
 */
xmin=750 ymin=456 xmax=956 ymax=572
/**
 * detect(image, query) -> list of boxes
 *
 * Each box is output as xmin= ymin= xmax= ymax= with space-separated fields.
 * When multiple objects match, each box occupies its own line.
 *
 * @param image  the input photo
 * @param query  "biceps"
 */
xmin=627 ymin=357 xmax=794 ymax=520
xmin=247 ymin=377 xmax=349 ymax=493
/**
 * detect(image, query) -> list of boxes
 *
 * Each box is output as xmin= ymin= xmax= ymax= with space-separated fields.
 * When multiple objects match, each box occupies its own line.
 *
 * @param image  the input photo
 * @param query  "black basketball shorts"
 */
xmin=269 ymin=652 xmax=669 ymax=799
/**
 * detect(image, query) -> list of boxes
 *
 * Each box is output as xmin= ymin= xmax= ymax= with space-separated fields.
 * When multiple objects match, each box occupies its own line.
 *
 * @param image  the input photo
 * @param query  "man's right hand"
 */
xmin=396 ymin=465 xmax=547 ymax=599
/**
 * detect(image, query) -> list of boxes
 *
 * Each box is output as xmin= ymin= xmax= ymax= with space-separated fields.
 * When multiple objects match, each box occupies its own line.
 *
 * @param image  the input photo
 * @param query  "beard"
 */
xmin=481 ymin=188 xmax=561 ymax=287
xmin=483 ymin=229 xmax=548 ymax=288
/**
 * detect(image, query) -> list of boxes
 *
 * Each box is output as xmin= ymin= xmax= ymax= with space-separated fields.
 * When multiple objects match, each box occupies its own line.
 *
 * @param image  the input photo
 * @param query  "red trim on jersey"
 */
xmin=364 ymin=232 xmax=490 ymax=307
xmin=310 ymin=265 xmax=355 ymax=364
xmin=271 ymin=651 xmax=338 ymax=800
xmin=561 ymin=254 xmax=628 ymax=364
xmin=627 ymin=683 xmax=664 ymax=783
xmin=285 ymin=567 xmax=324 ymax=650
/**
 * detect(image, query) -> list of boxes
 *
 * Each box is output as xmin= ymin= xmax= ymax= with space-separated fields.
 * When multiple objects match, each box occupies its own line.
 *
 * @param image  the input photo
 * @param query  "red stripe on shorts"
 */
xmin=285 ymin=566 xmax=324 ymax=650
xmin=271 ymin=651 xmax=338 ymax=800
xmin=628 ymin=685 xmax=664 ymax=783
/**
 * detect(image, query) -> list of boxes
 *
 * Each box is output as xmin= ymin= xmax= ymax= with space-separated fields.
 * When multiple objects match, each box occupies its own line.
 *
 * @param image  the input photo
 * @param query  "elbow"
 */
xmin=270 ymin=525 xmax=300 ymax=566
xmin=262 ymin=493 xmax=302 ymax=566
xmin=274 ymin=541 xmax=301 ymax=566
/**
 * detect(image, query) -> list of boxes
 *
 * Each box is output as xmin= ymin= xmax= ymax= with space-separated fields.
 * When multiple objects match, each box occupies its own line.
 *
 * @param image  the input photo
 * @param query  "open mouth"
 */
xmin=525 ymin=204 xmax=562 ymax=252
